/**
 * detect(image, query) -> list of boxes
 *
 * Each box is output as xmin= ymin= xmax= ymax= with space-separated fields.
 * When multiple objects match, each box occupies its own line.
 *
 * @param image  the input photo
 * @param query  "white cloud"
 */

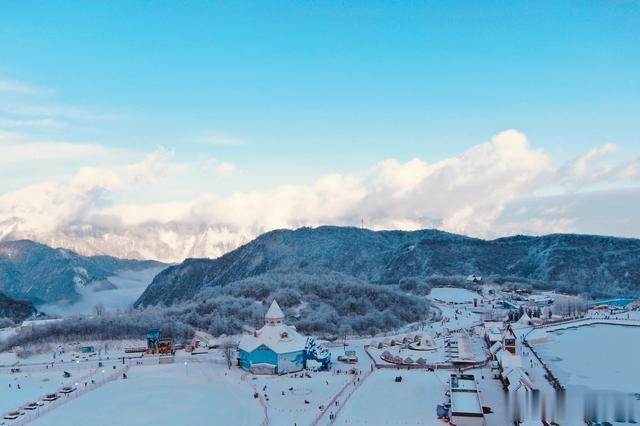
xmin=0 ymin=79 xmax=41 ymax=95
xmin=216 ymin=162 xmax=236 ymax=175
xmin=126 ymin=147 xmax=176 ymax=184
xmin=0 ymin=118 xmax=68 ymax=128
xmin=0 ymin=103 xmax=116 ymax=121
xmin=0 ymin=129 xmax=27 ymax=143
xmin=0 ymin=129 xmax=638 ymax=262
xmin=0 ymin=140 xmax=115 ymax=165
xmin=559 ymin=143 xmax=640 ymax=186
xmin=199 ymin=157 xmax=237 ymax=176
xmin=0 ymin=170 xmax=116 ymax=233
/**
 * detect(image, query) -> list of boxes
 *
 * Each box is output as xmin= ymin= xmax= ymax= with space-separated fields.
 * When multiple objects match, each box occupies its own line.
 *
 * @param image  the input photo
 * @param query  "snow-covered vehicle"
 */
xmin=3 ymin=412 xmax=20 ymax=420
xmin=23 ymin=402 xmax=41 ymax=410
xmin=337 ymin=354 xmax=358 ymax=364
xmin=43 ymin=393 xmax=59 ymax=401
xmin=60 ymin=386 xmax=76 ymax=394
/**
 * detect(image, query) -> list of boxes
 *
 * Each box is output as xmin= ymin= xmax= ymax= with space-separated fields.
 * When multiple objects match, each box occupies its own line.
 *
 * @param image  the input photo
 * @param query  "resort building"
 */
xmin=483 ymin=321 xmax=504 ymax=346
xmin=449 ymin=374 xmax=486 ymax=426
xmin=502 ymin=325 xmax=517 ymax=354
xmin=238 ymin=300 xmax=313 ymax=374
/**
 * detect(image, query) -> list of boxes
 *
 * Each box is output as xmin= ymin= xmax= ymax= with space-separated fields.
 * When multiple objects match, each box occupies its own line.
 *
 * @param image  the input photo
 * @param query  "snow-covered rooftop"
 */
xmin=503 ymin=368 xmax=535 ymax=392
xmin=238 ymin=323 xmax=307 ymax=354
xmin=449 ymin=374 xmax=483 ymax=416
xmin=490 ymin=341 xmax=502 ymax=355
xmin=497 ymin=350 xmax=522 ymax=368
xmin=450 ymin=391 xmax=483 ymax=415
xmin=239 ymin=299 xmax=306 ymax=354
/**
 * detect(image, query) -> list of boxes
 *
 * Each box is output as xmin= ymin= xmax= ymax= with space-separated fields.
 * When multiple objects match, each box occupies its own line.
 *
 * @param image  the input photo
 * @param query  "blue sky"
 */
xmin=0 ymin=1 xmax=639 ymax=256
xmin=2 ymin=2 xmax=638 ymax=167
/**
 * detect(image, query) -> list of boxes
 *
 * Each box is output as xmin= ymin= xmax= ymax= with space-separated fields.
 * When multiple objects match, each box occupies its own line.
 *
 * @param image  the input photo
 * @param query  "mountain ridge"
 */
xmin=0 ymin=291 xmax=37 ymax=323
xmin=135 ymin=226 xmax=640 ymax=307
xmin=0 ymin=239 xmax=166 ymax=305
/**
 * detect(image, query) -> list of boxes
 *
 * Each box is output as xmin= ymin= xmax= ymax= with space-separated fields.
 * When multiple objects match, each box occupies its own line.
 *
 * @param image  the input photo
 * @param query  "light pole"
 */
xmin=184 ymin=361 xmax=188 ymax=376
xmin=101 ymin=369 xmax=105 ymax=383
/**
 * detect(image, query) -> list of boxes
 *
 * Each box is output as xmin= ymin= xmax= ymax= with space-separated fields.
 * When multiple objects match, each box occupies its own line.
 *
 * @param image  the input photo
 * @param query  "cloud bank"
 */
xmin=1 ymin=128 xmax=639 ymax=262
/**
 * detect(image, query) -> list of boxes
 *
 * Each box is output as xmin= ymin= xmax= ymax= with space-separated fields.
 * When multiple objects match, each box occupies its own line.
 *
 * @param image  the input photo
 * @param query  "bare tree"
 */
xmin=220 ymin=337 xmax=238 ymax=369
xmin=93 ymin=303 xmax=105 ymax=317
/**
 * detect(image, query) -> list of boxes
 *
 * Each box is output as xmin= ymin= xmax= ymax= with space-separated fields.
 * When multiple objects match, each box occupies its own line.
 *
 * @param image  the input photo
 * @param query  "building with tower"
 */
xmin=238 ymin=300 xmax=309 ymax=374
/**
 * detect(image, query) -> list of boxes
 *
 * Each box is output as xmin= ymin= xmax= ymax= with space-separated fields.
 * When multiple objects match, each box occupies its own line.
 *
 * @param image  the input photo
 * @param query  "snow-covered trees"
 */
xmin=551 ymin=295 xmax=587 ymax=317
xmin=93 ymin=303 xmax=105 ymax=317
xmin=170 ymin=269 xmax=431 ymax=338
xmin=0 ymin=308 xmax=195 ymax=355
xmin=0 ymin=317 xmax=14 ymax=328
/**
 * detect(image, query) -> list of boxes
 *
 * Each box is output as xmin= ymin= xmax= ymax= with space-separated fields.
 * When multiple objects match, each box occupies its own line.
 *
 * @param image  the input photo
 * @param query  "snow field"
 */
xmin=335 ymin=369 xmax=449 ymax=424
xmin=252 ymin=370 xmax=353 ymax=425
xmin=31 ymin=361 xmax=264 ymax=426
xmin=429 ymin=287 xmax=481 ymax=304
xmin=0 ymin=369 xmax=78 ymax=415
xmin=533 ymin=323 xmax=640 ymax=394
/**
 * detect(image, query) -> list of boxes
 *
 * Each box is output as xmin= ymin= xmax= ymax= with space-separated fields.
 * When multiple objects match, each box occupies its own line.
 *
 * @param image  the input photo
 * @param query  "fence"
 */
xmin=9 ymin=365 xmax=129 ymax=426
xmin=312 ymin=368 xmax=373 ymax=426
xmin=363 ymin=344 xmax=489 ymax=371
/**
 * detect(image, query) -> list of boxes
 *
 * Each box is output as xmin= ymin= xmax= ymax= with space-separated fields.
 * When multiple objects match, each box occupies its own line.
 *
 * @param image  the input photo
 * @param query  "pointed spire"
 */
xmin=265 ymin=300 xmax=284 ymax=325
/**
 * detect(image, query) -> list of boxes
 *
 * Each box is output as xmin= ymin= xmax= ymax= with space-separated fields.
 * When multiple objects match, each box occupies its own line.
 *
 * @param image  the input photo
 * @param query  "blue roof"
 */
xmin=588 ymin=298 xmax=635 ymax=308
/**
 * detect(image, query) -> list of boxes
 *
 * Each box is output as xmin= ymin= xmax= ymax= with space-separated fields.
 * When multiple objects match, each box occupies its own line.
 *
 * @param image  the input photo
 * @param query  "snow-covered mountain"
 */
xmin=136 ymin=226 xmax=640 ymax=307
xmin=0 ymin=217 xmax=253 ymax=263
xmin=0 ymin=239 xmax=165 ymax=305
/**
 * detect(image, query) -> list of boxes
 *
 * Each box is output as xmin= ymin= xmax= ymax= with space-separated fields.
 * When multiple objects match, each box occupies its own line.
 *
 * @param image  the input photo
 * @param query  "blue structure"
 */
xmin=147 ymin=329 xmax=161 ymax=353
xmin=588 ymin=298 xmax=635 ymax=308
xmin=502 ymin=300 xmax=521 ymax=310
xmin=238 ymin=300 xmax=330 ymax=374
xmin=305 ymin=337 xmax=332 ymax=370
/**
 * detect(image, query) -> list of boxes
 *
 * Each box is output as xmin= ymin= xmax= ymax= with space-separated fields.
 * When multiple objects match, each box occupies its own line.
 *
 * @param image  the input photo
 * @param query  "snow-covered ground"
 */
xmin=520 ymin=317 xmax=640 ymax=423
xmin=0 ymin=369 xmax=79 ymax=415
xmin=428 ymin=287 xmax=481 ymax=304
xmin=0 ymin=326 xmax=17 ymax=344
xmin=4 ymin=286 xmax=639 ymax=425
xmin=335 ymin=369 xmax=448 ymax=425
xmin=31 ymin=361 xmax=264 ymax=426
xmin=251 ymin=369 xmax=352 ymax=425
xmin=533 ymin=323 xmax=640 ymax=394
xmin=36 ymin=267 xmax=164 ymax=317
xmin=431 ymin=303 xmax=481 ymax=331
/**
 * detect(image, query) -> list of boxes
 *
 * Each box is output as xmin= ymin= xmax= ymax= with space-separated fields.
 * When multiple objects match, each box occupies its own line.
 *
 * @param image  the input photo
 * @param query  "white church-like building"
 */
xmin=238 ymin=300 xmax=309 ymax=375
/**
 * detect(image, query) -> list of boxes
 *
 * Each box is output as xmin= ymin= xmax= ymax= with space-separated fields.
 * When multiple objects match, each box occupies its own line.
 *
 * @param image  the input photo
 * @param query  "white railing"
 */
xmin=7 ymin=365 xmax=129 ymax=426
xmin=312 ymin=369 xmax=372 ymax=426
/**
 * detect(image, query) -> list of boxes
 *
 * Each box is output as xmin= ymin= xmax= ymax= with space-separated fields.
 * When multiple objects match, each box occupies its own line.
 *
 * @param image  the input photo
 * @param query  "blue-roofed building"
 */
xmin=238 ymin=300 xmax=308 ymax=375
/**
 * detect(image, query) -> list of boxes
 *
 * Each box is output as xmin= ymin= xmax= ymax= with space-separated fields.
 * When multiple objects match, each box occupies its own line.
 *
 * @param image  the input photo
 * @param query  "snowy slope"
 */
xmin=136 ymin=226 xmax=640 ymax=307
